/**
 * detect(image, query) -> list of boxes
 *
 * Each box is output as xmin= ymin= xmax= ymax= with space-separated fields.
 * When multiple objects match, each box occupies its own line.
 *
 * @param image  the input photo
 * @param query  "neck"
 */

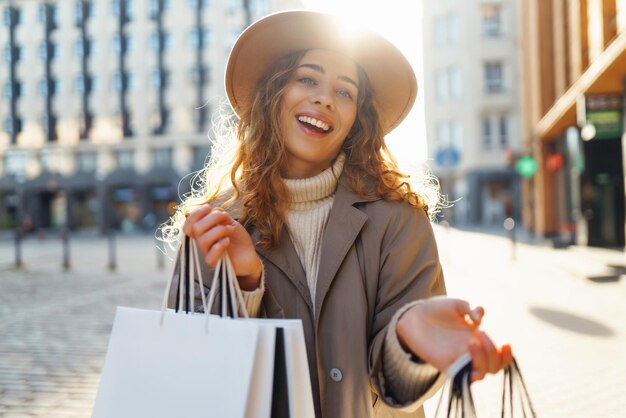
xmin=282 ymin=155 xmax=337 ymax=179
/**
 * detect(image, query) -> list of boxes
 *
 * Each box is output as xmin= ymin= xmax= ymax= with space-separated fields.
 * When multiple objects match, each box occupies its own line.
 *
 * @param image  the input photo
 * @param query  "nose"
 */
xmin=311 ymin=86 xmax=335 ymax=111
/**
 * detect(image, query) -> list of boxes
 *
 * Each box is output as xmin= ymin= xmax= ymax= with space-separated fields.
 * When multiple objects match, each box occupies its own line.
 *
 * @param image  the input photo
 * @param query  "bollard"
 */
xmin=14 ymin=228 xmax=22 ymax=269
xmin=62 ymin=228 xmax=70 ymax=271
xmin=504 ymin=217 xmax=516 ymax=261
xmin=108 ymin=230 xmax=117 ymax=271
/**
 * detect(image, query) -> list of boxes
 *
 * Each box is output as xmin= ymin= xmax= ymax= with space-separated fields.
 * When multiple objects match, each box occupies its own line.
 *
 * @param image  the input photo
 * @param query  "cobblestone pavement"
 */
xmin=1 ymin=229 xmax=625 ymax=417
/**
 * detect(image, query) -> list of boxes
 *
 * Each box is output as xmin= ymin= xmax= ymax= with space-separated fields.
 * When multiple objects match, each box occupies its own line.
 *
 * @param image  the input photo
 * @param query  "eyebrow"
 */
xmin=298 ymin=63 xmax=359 ymax=89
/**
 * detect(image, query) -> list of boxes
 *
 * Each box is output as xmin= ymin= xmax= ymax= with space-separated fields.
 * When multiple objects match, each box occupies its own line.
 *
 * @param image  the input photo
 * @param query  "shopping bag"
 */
xmin=434 ymin=353 xmax=537 ymax=418
xmin=92 ymin=237 xmax=315 ymax=418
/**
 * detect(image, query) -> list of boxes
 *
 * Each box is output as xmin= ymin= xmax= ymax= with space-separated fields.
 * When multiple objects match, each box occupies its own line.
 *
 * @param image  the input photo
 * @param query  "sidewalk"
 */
xmin=0 ymin=230 xmax=625 ymax=417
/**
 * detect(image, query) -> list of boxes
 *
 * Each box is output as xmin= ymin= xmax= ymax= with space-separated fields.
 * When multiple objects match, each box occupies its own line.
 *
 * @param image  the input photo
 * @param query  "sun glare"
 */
xmin=301 ymin=0 xmax=428 ymax=170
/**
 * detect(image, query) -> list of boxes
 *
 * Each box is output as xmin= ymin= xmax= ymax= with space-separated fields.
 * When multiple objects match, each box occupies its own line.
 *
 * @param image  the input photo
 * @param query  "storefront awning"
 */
xmin=536 ymin=30 xmax=626 ymax=141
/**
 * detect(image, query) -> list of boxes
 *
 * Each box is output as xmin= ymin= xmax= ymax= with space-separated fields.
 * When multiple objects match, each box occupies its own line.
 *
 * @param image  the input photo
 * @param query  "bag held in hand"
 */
xmin=92 ymin=237 xmax=315 ymax=418
xmin=435 ymin=353 xmax=537 ymax=418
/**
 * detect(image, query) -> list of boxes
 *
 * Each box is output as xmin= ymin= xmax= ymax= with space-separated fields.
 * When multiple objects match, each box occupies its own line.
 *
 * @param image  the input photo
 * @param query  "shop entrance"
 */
xmin=582 ymin=137 xmax=625 ymax=247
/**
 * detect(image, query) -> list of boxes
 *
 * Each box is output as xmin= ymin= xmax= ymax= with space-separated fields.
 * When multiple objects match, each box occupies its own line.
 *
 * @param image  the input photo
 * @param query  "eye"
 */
xmin=337 ymin=89 xmax=354 ymax=100
xmin=298 ymin=77 xmax=316 ymax=85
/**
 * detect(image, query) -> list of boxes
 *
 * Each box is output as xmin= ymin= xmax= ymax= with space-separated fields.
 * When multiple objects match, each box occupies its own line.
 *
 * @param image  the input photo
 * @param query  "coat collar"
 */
xmin=255 ymin=174 xmax=381 ymax=320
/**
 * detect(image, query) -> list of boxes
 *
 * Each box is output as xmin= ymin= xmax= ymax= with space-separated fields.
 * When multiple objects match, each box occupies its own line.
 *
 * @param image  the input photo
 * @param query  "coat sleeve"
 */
xmin=368 ymin=205 xmax=447 ymax=412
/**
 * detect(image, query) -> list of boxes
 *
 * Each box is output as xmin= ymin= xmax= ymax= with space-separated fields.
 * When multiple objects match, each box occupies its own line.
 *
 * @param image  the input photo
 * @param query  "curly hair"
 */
xmin=162 ymin=50 xmax=438 ymax=248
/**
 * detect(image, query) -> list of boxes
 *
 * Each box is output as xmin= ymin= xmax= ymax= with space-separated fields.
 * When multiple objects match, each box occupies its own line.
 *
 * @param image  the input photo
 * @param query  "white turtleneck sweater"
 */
xmin=240 ymin=153 xmax=440 ymax=404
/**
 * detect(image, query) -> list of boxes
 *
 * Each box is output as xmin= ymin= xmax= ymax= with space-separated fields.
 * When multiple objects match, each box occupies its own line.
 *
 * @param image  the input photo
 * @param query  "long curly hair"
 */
xmin=162 ymin=50 xmax=439 ymax=248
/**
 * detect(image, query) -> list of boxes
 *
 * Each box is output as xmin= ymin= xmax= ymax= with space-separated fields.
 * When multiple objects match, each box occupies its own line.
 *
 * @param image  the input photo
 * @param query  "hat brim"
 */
xmin=225 ymin=10 xmax=418 ymax=135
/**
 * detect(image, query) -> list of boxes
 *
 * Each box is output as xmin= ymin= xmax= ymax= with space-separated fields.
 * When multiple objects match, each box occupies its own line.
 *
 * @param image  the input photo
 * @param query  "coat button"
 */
xmin=330 ymin=367 xmax=343 ymax=382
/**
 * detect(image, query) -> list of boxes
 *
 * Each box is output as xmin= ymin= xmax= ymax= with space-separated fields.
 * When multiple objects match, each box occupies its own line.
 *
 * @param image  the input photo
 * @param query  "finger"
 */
xmin=195 ymin=224 xmax=236 ymax=256
xmin=477 ymin=331 xmax=500 ymax=374
xmin=499 ymin=344 xmax=513 ymax=368
xmin=469 ymin=338 xmax=486 ymax=383
xmin=183 ymin=205 xmax=212 ymax=237
xmin=205 ymin=237 xmax=230 ymax=267
xmin=469 ymin=306 xmax=484 ymax=326
xmin=191 ymin=210 xmax=234 ymax=238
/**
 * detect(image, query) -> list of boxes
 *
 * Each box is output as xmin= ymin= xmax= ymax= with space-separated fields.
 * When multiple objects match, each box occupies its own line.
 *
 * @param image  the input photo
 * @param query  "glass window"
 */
xmin=482 ymin=117 xmax=492 ymax=149
xmin=446 ymin=13 xmax=459 ymax=46
xmin=437 ymin=121 xmax=451 ymax=148
xmin=78 ymin=151 xmax=97 ymax=172
xmin=192 ymin=145 xmax=211 ymax=170
xmin=188 ymin=28 xmax=212 ymax=48
xmin=482 ymin=4 xmax=502 ymax=37
xmin=3 ymin=8 xmax=11 ymax=26
xmin=116 ymin=149 xmax=134 ymax=169
xmin=39 ymin=42 xmax=56 ymax=60
xmin=113 ymin=34 xmax=132 ymax=54
xmin=451 ymin=120 xmax=463 ymax=149
xmin=152 ymin=148 xmax=172 ymax=168
xmin=150 ymin=69 xmax=168 ymax=88
xmin=3 ymin=81 xmax=21 ymax=99
xmin=4 ymin=149 xmax=27 ymax=176
xmin=188 ymin=0 xmax=212 ymax=8
xmin=75 ymin=38 xmax=92 ymax=57
xmin=113 ymin=72 xmax=122 ymax=91
xmin=40 ymin=149 xmax=53 ymax=171
xmin=75 ymin=0 xmax=92 ymax=24
xmin=75 ymin=74 xmax=94 ymax=94
xmin=449 ymin=67 xmax=462 ymax=100
xmin=150 ymin=31 xmax=171 ymax=51
xmin=436 ymin=70 xmax=449 ymax=103
xmin=112 ymin=72 xmax=133 ymax=91
xmin=499 ymin=116 xmax=508 ymax=147
xmin=484 ymin=62 xmax=503 ymax=93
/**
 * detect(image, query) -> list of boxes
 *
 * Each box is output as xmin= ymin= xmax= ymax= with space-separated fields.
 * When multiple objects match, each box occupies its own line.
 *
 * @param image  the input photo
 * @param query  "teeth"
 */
xmin=298 ymin=116 xmax=330 ymax=132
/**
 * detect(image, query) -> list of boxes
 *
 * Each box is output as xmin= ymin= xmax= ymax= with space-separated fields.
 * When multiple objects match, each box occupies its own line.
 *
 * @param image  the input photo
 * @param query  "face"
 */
xmin=279 ymin=49 xmax=359 ymax=179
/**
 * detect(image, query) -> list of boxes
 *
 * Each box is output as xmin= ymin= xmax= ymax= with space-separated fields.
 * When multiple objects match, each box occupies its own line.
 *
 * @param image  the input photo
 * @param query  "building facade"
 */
xmin=519 ymin=0 xmax=626 ymax=247
xmin=423 ymin=0 xmax=523 ymax=227
xmin=0 ymin=0 xmax=301 ymax=234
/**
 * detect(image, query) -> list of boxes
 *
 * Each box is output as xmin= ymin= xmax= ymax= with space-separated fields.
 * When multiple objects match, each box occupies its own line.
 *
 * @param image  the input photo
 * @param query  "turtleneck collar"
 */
xmin=283 ymin=153 xmax=346 ymax=204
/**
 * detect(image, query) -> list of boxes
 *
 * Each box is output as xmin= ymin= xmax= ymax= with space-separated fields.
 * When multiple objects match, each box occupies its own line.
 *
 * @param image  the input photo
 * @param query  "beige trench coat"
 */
xmin=171 ymin=177 xmax=446 ymax=418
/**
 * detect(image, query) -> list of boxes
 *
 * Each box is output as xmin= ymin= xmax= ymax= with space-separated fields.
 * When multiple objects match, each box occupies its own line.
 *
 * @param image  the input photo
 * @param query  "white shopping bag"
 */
xmin=92 ymin=237 xmax=315 ymax=418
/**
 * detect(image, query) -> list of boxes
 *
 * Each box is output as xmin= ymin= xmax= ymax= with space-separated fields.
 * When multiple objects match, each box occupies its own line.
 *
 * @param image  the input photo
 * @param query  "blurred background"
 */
xmin=0 ymin=0 xmax=625 ymax=417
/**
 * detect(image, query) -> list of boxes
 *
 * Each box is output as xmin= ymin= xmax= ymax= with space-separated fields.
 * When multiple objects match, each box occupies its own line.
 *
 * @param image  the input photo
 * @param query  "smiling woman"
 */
xmin=161 ymin=9 xmax=512 ymax=418
xmin=280 ymin=50 xmax=359 ymax=179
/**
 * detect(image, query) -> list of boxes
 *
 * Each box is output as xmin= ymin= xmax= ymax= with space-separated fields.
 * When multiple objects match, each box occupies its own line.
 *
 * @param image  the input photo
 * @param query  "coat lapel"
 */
xmin=254 ymin=227 xmax=313 ymax=311
xmin=314 ymin=179 xmax=375 ymax=321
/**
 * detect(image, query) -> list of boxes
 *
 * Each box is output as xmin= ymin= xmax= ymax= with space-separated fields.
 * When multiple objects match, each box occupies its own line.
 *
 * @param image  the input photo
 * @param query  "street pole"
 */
xmin=504 ymin=217 xmax=516 ymax=261
xmin=108 ymin=229 xmax=117 ymax=271
xmin=62 ymin=227 xmax=70 ymax=271
xmin=14 ymin=176 xmax=23 ymax=269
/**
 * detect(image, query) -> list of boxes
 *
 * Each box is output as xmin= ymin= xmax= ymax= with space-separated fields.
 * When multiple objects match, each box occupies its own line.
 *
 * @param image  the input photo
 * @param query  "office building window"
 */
xmin=4 ymin=45 xmax=20 ymax=62
xmin=4 ymin=150 xmax=27 ymax=176
xmin=499 ymin=116 xmax=508 ymax=146
xmin=192 ymin=145 xmax=211 ymax=170
xmin=484 ymin=62 xmax=503 ymax=93
xmin=75 ymin=37 xmax=93 ymax=57
xmin=78 ymin=151 xmax=97 ymax=172
xmin=450 ymin=120 xmax=463 ymax=149
xmin=75 ymin=74 xmax=93 ymax=94
xmin=113 ymin=0 xmax=133 ymax=19
xmin=437 ymin=121 xmax=451 ymax=148
xmin=40 ymin=149 xmax=53 ymax=171
xmin=188 ymin=0 xmax=212 ymax=8
xmin=150 ymin=0 xmax=171 ymax=15
xmin=3 ymin=80 xmax=21 ymax=99
xmin=434 ymin=13 xmax=458 ymax=47
xmin=74 ymin=0 xmax=92 ymax=23
xmin=113 ymin=72 xmax=134 ymax=91
xmin=482 ymin=117 xmax=492 ymax=149
xmin=112 ymin=34 xmax=133 ymax=54
xmin=189 ymin=65 xmax=209 ymax=84
xmin=481 ymin=4 xmax=502 ymax=37
xmin=150 ymin=31 xmax=172 ymax=51
xmin=188 ymin=27 xmax=212 ymax=48
xmin=39 ymin=42 xmax=56 ymax=60
xmin=436 ymin=67 xmax=462 ymax=102
xmin=4 ymin=117 xmax=22 ymax=138
xmin=153 ymin=148 xmax=172 ymax=168
xmin=150 ymin=69 xmax=169 ymax=88
xmin=116 ymin=149 xmax=134 ymax=169
xmin=39 ymin=4 xmax=58 ymax=26
xmin=39 ymin=78 xmax=59 ymax=97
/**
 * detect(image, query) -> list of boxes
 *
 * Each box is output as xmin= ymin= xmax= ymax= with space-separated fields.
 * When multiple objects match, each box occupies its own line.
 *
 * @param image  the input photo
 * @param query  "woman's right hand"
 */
xmin=183 ymin=205 xmax=262 ymax=291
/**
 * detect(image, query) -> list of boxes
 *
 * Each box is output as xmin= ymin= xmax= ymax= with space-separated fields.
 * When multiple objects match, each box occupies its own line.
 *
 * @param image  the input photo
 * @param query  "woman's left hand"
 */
xmin=396 ymin=297 xmax=513 ymax=383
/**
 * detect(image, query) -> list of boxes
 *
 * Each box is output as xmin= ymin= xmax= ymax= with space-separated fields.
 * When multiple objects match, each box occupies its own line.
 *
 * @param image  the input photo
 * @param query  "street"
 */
xmin=0 ymin=227 xmax=625 ymax=417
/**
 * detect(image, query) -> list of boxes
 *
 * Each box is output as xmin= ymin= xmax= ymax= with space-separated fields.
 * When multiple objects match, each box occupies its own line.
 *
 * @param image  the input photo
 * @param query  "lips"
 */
xmin=296 ymin=114 xmax=333 ymax=134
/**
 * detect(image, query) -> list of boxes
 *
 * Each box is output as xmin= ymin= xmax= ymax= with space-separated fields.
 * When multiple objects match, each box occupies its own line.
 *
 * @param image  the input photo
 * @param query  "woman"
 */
xmin=165 ymin=10 xmax=511 ymax=418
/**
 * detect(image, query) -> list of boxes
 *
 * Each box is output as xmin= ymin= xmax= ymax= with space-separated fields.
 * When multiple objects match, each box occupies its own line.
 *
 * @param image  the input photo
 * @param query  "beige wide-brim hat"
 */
xmin=225 ymin=10 xmax=418 ymax=135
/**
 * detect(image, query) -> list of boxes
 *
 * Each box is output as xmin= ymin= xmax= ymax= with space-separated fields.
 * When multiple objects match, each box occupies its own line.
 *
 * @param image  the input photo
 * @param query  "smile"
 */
xmin=297 ymin=115 xmax=332 ymax=132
